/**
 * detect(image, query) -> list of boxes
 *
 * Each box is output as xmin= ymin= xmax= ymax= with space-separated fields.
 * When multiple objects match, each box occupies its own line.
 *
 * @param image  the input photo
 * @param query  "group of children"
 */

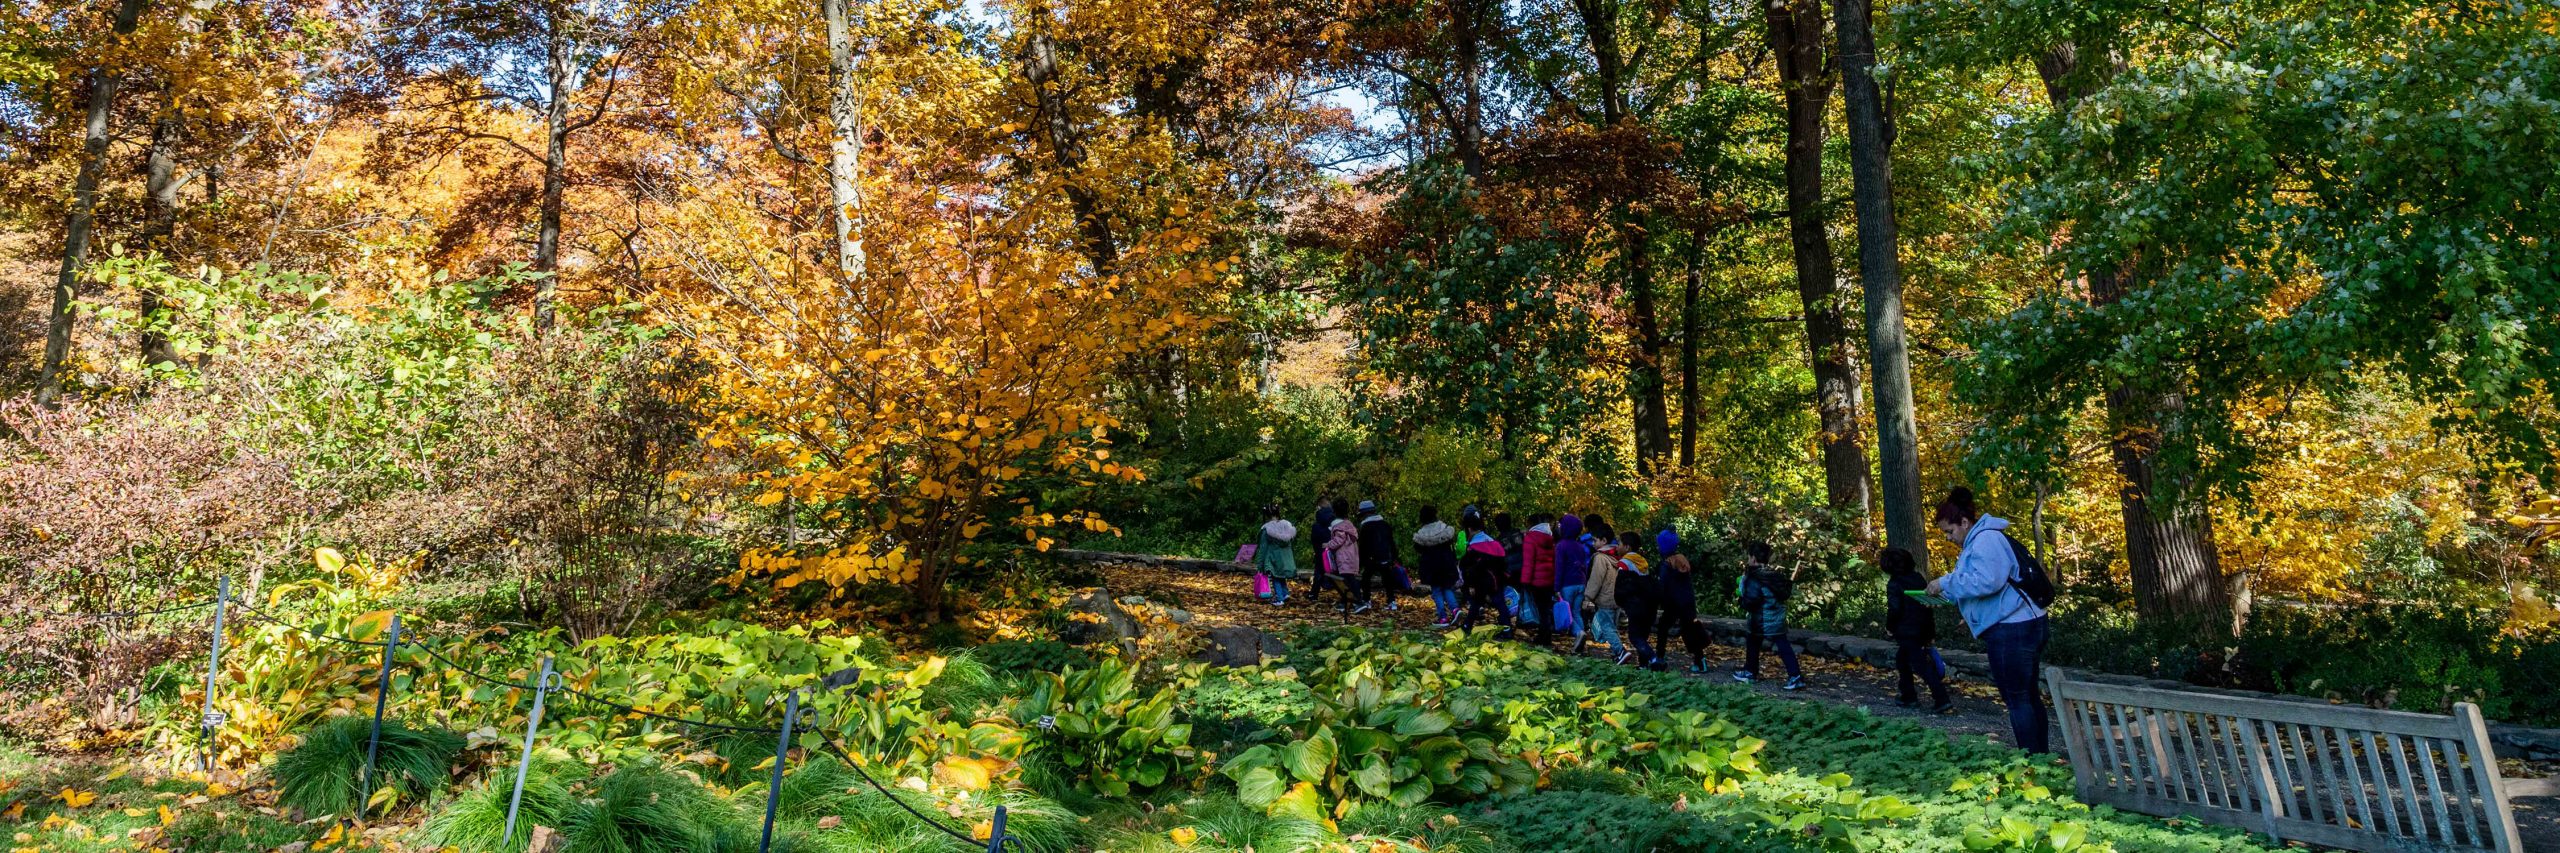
xmin=1248 ymin=499 xmax=1960 ymax=707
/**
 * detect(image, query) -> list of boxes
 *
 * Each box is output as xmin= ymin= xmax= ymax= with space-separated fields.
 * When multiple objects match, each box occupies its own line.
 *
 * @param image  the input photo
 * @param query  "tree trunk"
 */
xmin=136 ymin=112 xmax=183 ymax=369
xmin=1624 ymin=209 xmax=1672 ymax=472
xmin=824 ymin=0 xmax=866 ymax=281
xmin=1451 ymin=0 xmax=1488 ymax=179
xmin=2037 ymin=43 xmax=2230 ymax=633
xmin=534 ymin=27 xmax=573 ymax=330
xmin=1679 ymin=233 xmax=1702 ymax=469
xmin=1020 ymin=24 xmax=1118 ymax=274
xmin=1569 ymin=0 xmax=1671 ymax=470
xmin=1832 ymin=0 xmax=1921 ymax=563
xmin=1763 ymin=0 xmax=1872 ymax=516
xmin=36 ymin=0 xmax=152 ymax=406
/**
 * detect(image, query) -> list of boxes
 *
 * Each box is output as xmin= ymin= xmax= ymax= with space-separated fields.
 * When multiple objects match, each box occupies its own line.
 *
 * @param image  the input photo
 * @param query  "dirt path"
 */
xmin=1099 ymin=561 xmax=2560 ymax=850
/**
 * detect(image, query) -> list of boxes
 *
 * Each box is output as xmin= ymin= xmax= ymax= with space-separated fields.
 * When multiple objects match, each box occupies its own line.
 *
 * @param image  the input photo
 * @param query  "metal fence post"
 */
xmin=503 ymin=655 xmax=556 ymax=846
xmin=986 ymin=804 xmax=1008 ymax=853
xmin=759 ymin=689 xmax=798 ymax=853
xmin=360 ymin=614 xmax=401 ymax=814
xmin=199 ymin=575 xmax=230 ymax=774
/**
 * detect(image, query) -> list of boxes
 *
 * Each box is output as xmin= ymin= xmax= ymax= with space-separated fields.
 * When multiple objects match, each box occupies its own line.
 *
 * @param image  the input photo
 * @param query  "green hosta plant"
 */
xmin=1963 ymin=816 xmax=2109 ymax=853
xmin=1222 ymin=661 xmax=1532 ymax=821
xmin=1494 ymin=682 xmax=1766 ymax=785
xmin=1009 ymin=658 xmax=1200 ymax=797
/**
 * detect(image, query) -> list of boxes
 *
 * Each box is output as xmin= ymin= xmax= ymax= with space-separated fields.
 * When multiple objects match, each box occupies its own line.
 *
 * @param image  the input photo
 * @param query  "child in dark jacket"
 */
xmin=1882 ymin=547 xmax=1953 ymax=712
xmin=1652 ymin=530 xmax=1708 ymax=672
xmin=1734 ymin=541 xmax=1805 ymax=689
xmin=1494 ymin=513 xmax=1525 ymax=630
xmin=1613 ymin=531 xmax=1664 ymax=670
xmin=1413 ymin=505 xmax=1460 ymax=625
xmin=1457 ymin=513 xmax=1508 ymax=630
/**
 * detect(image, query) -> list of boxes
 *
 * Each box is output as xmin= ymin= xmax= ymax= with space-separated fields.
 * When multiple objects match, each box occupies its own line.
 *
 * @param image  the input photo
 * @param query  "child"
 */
xmin=1734 ymin=541 xmax=1805 ymax=690
xmin=1413 ymin=506 xmax=1460 ymax=625
xmin=1653 ymin=530 xmax=1708 ymax=672
xmin=1613 ymin=531 xmax=1663 ymax=670
xmin=1520 ymin=514 xmax=1558 ymax=643
xmin=1495 ymin=512 xmax=1525 ymax=630
xmin=1457 ymin=512 xmax=1508 ymax=630
xmin=1882 ymin=547 xmax=1953 ymax=713
xmin=1324 ymin=499 xmax=1363 ymax=612
xmin=1582 ymin=535 xmax=1622 ymax=660
xmin=1551 ymin=515 xmax=1592 ymax=650
xmin=1254 ymin=505 xmax=1298 ymax=606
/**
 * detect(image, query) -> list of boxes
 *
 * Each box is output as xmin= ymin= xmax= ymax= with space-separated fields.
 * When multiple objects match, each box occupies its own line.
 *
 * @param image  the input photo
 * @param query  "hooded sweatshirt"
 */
xmin=1520 ymin=523 xmax=1557 ymax=587
xmin=1413 ymin=520 xmax=1459 ymax=588
xmin=1324 ymin=518 xmax=1361 ymax=576
xmin=1358 ymin=513 xmax=1397 ymax=573
xmin=1938 ymin=516 xmax=2043 ymax=636
xmin=1551 ymin=515 xmax=1593 ymax=589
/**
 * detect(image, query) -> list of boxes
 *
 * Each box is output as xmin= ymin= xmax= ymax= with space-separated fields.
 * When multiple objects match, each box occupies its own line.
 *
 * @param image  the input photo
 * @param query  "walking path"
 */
xmin=1089 ymin=557 xmax=2560 ymax=851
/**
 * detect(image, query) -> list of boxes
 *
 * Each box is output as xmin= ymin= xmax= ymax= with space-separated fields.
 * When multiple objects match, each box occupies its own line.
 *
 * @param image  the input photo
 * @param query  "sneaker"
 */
xmin=1731 ymin=671 xmax=1756 ymax=684
xmin=1932 ymin=700 xmax=1958 ymax=715
xmin=1351 ymin=603 xmax=1371 ymax=615
xmin=1783 ymin=676 xmax=1807 ymax=691
xmin=1387 ymin=601 xmax=1400 ymax=612
xmin=1616 ymin=651 xmax=1633 ymax=665
xmin=1893 ymin=697 xmax=1920 ymax=709
xmin=1689 ymin=662 xmax=1709 ymax=675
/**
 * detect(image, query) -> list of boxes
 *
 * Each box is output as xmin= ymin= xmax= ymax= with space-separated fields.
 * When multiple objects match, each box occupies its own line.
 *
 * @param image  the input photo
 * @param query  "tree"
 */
xmin=368 ymin=0 xmax=671 ymax=328
xmin=1760 ymin=0 xmax=1871 ymax=516
xmin=1831 ymin=0 xmax=1924 ymax=564
xmin=32 ymin=0 xmax=150 ymax=406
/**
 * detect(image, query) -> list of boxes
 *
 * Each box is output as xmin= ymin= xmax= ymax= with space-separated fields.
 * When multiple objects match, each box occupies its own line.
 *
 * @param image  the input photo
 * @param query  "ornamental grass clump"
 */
xmin=273 ymin=714 xmax=465 ymax=819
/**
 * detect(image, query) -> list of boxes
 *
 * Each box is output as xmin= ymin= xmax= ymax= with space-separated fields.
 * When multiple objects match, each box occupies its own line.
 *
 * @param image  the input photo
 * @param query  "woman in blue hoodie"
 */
xmin=1550 ymin=514 xmax=1592 ymax=651
xmin=1925 ymin=487 xmax=2050 ymax=754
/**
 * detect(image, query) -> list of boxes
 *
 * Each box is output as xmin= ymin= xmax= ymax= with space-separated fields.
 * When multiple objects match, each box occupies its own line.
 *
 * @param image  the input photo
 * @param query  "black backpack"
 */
xmin=1999 ymin=532 xmax=2057 ymax=609
xmin=1753 ymin=567 xmax=1794 ymax=604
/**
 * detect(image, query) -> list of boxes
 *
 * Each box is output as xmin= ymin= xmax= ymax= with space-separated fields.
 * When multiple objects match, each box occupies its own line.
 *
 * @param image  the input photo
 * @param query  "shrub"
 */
xmin=272 ymin=714 xmax=466 ymax=818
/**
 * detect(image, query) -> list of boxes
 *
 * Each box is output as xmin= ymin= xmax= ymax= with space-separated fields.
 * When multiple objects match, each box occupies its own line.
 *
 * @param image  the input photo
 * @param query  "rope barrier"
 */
xmin=812 ymin=728 xmax=1019 ymax=851
xmin=60 ymin=581 xmax=1014 ymax=849
xmin=552 ymin=682 xmax=786 ymax=736
xmin=59 ymin=598 xmax=220 ymax=620
xmin=222 ymin=598 xmax=395 ymax=647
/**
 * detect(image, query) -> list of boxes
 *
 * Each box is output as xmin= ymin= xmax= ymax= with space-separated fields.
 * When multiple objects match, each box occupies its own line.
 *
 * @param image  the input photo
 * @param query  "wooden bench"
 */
xmin=2044 ymin=666 xmax=2522 ymax=852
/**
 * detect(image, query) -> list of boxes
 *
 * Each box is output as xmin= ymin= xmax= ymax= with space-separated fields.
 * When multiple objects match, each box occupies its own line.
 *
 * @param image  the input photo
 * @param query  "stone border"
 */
xmin=1056 ymin=547 xmax=2560 ymax=762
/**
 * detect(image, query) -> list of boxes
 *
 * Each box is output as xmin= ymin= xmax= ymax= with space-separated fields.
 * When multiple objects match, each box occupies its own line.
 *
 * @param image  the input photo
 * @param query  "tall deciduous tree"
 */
xmin=1761 ymin=0 xmax=1871 ymax=515
xmin=370 ymin=0 xmax=668 ymax=328
xmin=1831 ymin=0 xmax=1923 ymax=564
xmin=34 ymin=0 xmax=151 ymax=406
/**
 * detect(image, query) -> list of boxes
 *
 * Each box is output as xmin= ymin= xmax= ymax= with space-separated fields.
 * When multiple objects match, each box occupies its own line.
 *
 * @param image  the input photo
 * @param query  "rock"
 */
xmin=529 ymin=825 xmax=564 ymax=853
xmin=277 ymin=843 xmax=310 ymax=853
xmin=1195 ymin=625 xmax=1288 ymax=668
xmin=1160 ymin=606 xmax=1194 ymax=625
xmin=1062 ymin=589 xmax=1140 ymax=646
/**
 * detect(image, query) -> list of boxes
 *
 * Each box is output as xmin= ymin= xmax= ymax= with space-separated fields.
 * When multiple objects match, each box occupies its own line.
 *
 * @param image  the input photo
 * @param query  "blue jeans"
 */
xmin=1558 ymin=584 xmax=1586 ymax=637
xmin=1432 ymin=587 xmax=1459 ymax=620
xmin=1270 ymin=577 xmax=1289 ymax=604
xmin=1591 ymin=608 xmax=1621 ymax=657
xmin=1981 ymin=616 xmax=2052 ymax=754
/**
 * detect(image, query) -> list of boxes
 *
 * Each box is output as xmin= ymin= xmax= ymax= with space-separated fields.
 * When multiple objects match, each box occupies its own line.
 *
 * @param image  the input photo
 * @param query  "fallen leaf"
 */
xmin=1169 ymin=826 xmax=1198 ymax=846
xmin=814 ymin=816 xmax=841 ymax=830
xmin=58 ymin=789 xmax=97 ymax=808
